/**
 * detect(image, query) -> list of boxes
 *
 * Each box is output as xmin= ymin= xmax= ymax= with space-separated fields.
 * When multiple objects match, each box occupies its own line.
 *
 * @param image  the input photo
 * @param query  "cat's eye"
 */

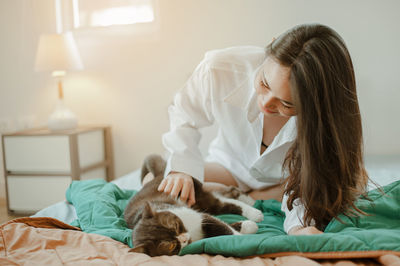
xmin=168 ymin=243 xmax=176 ymax=251
xmin=159 ymin=241 xmax=177 ymax=252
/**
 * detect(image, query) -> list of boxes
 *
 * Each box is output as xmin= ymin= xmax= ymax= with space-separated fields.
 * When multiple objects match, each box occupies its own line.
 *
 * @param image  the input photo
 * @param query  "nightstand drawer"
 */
xmin=7 ymin=176 xmax=72 ymax=212
xmin=3 ymin=129 xmax=105 ymax=172
xmin=4 ymin=136 xmax=71 ymax=172
xmin=2 ymin=126 xmax=114 ymax=215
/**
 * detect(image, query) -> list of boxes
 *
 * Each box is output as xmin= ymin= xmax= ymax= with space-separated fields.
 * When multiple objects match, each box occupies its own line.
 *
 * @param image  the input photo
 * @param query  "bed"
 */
xmin=1 ymin=155 xmax=399 ymax=265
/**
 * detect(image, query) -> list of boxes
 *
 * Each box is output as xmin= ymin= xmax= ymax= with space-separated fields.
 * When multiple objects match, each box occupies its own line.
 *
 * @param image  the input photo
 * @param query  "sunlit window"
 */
xmin=72 ymin=0 xmax=155 ymax=29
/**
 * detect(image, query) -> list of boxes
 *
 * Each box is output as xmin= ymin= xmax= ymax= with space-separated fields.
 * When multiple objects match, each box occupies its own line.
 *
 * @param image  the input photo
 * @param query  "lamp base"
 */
xmin=47 ymin=99 xmax=78 ymax=131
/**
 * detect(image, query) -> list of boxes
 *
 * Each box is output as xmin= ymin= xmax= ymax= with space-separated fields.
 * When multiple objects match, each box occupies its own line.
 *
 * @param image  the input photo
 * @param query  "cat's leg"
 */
xmin=192 ymin=178 xmax=263 ymax=222
xmin=202 ymin=182 xmax=230 ymax=193
xmin=142 ymin=172 xmax=154 ymax=185
xmin=201 ymin=214 xmax=241 ymax=237
xmin=230 ymin=220 xmax=259 ymax=234
xmin=216 ymin=186 xmax=256 ymax=206
xmin=203 ymin=182 xmax=256 ymax=206
xmin=140 ymin=154 xmax=166 ymax=184
xmin=212 ymin=193 xmax=264 ymax=222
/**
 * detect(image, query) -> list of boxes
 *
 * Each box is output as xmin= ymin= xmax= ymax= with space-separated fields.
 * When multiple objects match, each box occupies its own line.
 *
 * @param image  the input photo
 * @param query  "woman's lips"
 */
xmin=264 ymin=107 xmax=278 ymax=114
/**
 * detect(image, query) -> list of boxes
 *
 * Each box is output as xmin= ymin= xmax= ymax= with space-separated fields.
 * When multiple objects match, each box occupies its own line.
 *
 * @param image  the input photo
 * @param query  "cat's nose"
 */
xmin=177 ymin=233 xmax=191 ymax=246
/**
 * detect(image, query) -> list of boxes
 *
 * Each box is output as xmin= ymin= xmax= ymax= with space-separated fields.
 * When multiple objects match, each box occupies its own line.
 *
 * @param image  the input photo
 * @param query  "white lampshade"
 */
xmin=34 ymin=32 xmax=83 ymax=72
xmin=34 ymin=32 xmax=83 ymax=131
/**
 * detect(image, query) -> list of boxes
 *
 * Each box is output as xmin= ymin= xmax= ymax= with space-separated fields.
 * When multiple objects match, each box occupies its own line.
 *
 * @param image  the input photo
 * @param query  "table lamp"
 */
xmin=34 ymin=32 xmax=83 ymax=131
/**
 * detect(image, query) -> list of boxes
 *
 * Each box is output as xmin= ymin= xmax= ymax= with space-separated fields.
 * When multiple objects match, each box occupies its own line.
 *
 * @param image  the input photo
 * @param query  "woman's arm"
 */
xmin=288 ymin=225 xmax=323 ymax=235
xmin=162 ymin=58 xmax=214 ymax=183
xmin=281 ymin=193 xmax=323 ymax=235
xmin=160 ymin=57 xmax=215 ymax=204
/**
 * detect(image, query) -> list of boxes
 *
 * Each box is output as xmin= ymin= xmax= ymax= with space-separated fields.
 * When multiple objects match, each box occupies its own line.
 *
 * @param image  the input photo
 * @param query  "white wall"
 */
xmin=1 ymin=0 xmax=400 ymax=197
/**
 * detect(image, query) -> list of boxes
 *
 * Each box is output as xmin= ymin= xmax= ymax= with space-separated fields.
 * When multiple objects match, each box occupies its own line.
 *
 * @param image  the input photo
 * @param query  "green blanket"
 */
xmin=66 ymin=179 xmax=400 ymax=256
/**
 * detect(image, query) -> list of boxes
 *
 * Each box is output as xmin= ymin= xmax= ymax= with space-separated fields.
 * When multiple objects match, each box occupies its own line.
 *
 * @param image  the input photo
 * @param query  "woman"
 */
xmin=156 ymin=23 xmax=369 ymax=235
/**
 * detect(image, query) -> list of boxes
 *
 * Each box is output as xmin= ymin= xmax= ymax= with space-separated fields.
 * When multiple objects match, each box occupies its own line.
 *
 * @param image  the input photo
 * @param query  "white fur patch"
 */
xmin=169 ymin=207 xmax=204 ymax=242
xmin=240 ymin=220 xmax=258 ymax=234
xmin=232 ymin=229 xmax=241 ymax=235
xmin=214 ymin=194 xmax=264 ymax=222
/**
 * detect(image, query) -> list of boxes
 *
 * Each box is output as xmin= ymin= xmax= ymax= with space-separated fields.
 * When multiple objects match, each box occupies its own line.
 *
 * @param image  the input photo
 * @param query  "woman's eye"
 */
xmin=261 ymin=81 xmax=269 ymax=89
xmin=260 ymin=83 xmax=271 ymax=93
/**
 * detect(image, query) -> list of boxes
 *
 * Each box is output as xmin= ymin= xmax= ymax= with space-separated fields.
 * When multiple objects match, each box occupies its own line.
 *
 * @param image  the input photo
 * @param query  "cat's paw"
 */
xmin=240 ymin=220 xmax=258 ymax=234
xmin=237 ymin=194 xmax=256 ymax=206
xmin=243 ymin=207 xmax=264 ymax=222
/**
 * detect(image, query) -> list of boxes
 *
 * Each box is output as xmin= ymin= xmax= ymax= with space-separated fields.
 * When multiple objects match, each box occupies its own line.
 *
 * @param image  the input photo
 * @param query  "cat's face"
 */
xmin=130 ymin=202 xmax=191 ymax=256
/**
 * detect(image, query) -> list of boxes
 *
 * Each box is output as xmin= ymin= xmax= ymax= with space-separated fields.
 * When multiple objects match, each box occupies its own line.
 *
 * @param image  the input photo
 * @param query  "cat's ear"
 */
xmin=129 ymin=244 xmax=148 ymax=254
xmin=143 ymin=201 xmax=154 ymax=218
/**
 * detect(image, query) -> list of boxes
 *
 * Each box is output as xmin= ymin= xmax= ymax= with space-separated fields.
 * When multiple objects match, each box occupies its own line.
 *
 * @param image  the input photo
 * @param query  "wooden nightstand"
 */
xmin=1 ymin=125 xmax=115 ymax=214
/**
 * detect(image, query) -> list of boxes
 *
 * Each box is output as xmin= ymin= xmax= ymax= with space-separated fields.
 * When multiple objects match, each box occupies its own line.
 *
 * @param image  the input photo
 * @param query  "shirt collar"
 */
xmin=270 ymin=116 xmax=297 ymax=147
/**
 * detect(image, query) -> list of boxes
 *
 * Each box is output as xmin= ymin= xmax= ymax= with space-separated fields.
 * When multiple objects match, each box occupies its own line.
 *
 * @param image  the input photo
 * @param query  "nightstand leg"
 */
xmin=104 ymin=127 xmax=115 ymax=181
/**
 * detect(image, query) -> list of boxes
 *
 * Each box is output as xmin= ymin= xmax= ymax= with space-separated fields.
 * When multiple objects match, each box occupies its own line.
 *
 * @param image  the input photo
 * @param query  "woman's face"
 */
xmin=254 ymin=56 xmax=297 ymax=117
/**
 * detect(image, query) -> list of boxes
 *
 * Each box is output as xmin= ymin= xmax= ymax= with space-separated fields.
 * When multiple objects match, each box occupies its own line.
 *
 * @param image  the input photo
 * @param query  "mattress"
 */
xmin=32 ymin=155 xmax=400 ymax=224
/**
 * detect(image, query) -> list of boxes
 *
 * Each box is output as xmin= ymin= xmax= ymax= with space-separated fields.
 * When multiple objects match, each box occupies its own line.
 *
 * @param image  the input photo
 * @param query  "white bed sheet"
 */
xmin=31 ymin=155 xmax=400 ymax=224
xmin=31 ymin=169 xmax=143 ymax=224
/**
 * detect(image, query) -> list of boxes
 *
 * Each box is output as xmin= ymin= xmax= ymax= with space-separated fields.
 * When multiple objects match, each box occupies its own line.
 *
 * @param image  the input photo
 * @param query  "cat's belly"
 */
xmin=169 ymin=207 xmax=204 ymax=242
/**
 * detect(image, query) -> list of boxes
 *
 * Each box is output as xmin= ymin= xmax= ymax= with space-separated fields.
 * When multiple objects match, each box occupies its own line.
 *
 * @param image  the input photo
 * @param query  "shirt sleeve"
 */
xmin=281 ymin=193 xmax=307 ymax=234
xmin=162 ymin=58 xmax=215 ymax=183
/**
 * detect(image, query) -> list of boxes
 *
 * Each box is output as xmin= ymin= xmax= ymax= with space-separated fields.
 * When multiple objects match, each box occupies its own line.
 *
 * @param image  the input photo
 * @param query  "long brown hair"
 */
xmin=267 ymin=24 xmax=369 ymax=230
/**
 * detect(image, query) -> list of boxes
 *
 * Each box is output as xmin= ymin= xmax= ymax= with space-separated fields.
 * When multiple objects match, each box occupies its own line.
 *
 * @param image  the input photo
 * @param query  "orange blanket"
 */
xmin=1 ymin=217 xmax=399 ymax=265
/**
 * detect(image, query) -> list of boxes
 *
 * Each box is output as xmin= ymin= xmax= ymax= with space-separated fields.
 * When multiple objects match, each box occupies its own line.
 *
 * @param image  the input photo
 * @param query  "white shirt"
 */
xmin=162 ymin=46 xmax=305 ymax=233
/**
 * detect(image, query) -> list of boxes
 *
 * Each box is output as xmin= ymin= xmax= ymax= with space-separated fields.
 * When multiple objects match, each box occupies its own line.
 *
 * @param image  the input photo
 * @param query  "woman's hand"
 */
xmin=157 ymin=172 xmax=196 ymax=206
xmin=288 ymin=226 xmax=323 ymax=235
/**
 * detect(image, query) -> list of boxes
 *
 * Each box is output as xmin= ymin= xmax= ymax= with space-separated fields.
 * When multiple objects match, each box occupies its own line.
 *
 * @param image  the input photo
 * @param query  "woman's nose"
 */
xmin=261 ymin=93 xmax=276 ymax=109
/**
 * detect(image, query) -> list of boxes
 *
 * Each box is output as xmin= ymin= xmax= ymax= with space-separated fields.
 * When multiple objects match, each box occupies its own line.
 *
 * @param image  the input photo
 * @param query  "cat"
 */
xmin=124 ymin=154 xmax=264 ymax=257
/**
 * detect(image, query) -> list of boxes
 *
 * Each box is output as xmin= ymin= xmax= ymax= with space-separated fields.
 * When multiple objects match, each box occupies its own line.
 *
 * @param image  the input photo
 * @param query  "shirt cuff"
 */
xmin=281 ymin=195 xmax=306 ymax=234
xmin=164 ymin=155 xmax=205 ymax=183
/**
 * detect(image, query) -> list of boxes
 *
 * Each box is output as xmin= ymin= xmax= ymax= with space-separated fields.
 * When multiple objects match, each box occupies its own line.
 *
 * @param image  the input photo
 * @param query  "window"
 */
xmin=71 ymin=0 xmax=155 ymax=29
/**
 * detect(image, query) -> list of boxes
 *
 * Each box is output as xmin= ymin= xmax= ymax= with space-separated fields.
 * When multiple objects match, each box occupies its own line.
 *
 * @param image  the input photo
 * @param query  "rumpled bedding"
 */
xmin=1 ymin=217 xmax=399 ymax=265
xmin=64 ymin=178 xmax=400 ymax=259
